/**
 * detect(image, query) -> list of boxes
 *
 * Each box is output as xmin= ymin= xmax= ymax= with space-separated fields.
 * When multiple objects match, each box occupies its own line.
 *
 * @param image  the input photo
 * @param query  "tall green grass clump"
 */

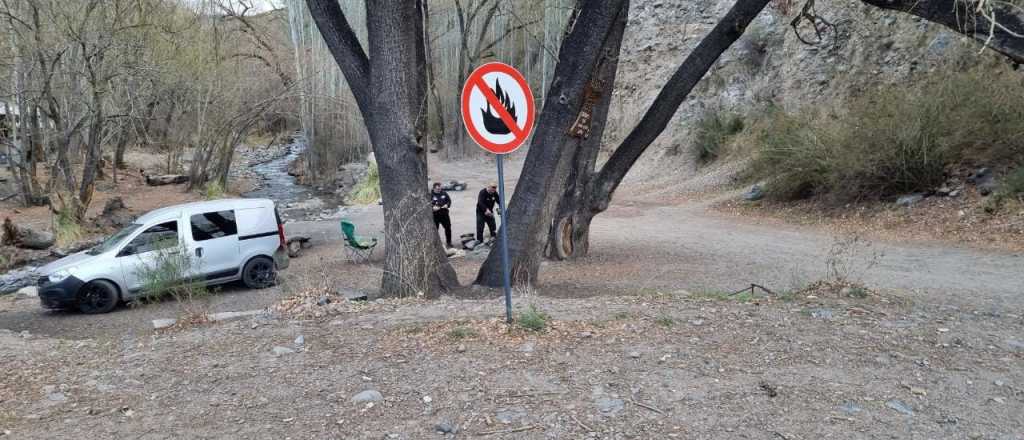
xmin=349 ymin=161 xmax=380 ymax=205
xmin=747 ymin=68 xmax=1024 ymax=202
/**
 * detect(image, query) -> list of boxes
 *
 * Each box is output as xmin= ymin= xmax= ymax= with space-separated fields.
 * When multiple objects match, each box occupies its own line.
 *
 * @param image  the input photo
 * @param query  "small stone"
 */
xmin=15 ymin=286 xmax=38 ymax=299
xmin=517 ymin=342 xmax=535 ymax=353
xmin=272 ymin=346 xmax=295 ymax=356
xmin=423 ymin=396 xmax=432 ymax=404
xmin=994 ymin=380 xmax=1005 ymax=387
xmin=595 ymin=397 xmax=625 ymax=416
xmin=435 ymin=421 xmax=456 ymax=434
xmin=294 ymin=335 xmax=305 ymax=346
xmin=317 ymin=296 xmax=332 ymax=306
xmin=495 ymin=407 xmax=527 ymax=424
xmin=809 ymin=308 xmax=834 ymax=319
xmin=455 ymin=344 xmax=466 ymax=353
xmin=838 ymin=402 xmax=862 ymax=415
xmin=896 ymin=193 xmax=925 ymax=207
xmin=1006 ymin=339 xmax=1024 ymax=351
xmin=743 ymin=185 xmax=764 ymax=201
xmin=152 ymin=319 xmax=177 ymax=330
xmin=937 ymin=328 xmax=949 ymax=333
xmin=885 ymin=399 xmax=914 ymax=415
xmin=577 ymin=331 xmax=593 ymax=338
xmin=46 ymin=392 xmax=67 ymax=402
xmin=628 ymin=351 xmax=641 ymax=359
xmin=991 ymin=397 xmax=1006 ymax=404
xmin=351 ymin=390 xmax=383 ymax=404
xmin=689 ymin=319 xmax=704 ymax=326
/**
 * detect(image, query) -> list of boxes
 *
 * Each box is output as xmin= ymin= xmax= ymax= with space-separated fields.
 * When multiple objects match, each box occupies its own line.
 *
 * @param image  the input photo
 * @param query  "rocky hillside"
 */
xmin=604 ymin=0 xmax=1005 ymax=186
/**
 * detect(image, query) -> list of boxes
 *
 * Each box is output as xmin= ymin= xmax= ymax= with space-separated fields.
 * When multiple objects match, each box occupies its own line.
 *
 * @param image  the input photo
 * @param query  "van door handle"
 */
xmin=195 ymin=247 xmax=203 ymax=258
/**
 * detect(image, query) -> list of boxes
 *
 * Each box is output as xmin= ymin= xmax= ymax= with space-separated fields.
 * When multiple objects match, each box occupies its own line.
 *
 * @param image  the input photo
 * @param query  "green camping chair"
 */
xmin=340 ymin=219 xmax=378 ymax=263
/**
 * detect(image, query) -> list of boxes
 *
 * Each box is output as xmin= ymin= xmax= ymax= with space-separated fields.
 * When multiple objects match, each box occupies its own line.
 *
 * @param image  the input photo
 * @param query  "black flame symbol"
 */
xmin=481 ymin=79 xmax=517 ymax=135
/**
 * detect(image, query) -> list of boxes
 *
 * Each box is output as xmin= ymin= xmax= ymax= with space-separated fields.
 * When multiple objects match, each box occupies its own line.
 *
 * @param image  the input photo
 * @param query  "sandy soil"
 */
xmin=2 ymin=157 xmax=1023 ymax=439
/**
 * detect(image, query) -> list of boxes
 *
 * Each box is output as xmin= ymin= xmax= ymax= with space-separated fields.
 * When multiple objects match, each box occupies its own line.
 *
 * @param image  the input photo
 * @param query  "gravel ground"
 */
xmin=2 ymin=289 xmax=1023 ymax=439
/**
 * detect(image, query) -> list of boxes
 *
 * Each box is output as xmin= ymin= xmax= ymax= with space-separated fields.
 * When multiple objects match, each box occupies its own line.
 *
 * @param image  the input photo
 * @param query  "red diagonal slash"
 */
xmin=470 ymin=75 xmax=525 ymax=140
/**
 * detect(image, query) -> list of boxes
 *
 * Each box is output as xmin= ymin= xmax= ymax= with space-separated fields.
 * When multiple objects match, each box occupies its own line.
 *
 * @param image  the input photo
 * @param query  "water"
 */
xmin=243 ymin=137 xmax=345 ymax=221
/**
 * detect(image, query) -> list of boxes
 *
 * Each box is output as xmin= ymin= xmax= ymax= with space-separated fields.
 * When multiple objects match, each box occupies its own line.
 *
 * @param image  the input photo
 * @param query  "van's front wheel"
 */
xmin=242 ymin=257 xmax=276 ymax=289
xmin=77 ymin=280 xmax=119 ymax=314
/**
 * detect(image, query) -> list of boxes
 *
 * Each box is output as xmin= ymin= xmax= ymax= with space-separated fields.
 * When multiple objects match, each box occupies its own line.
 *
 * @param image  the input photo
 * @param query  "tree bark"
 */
xmin=474 ymin=0 xmax=629 ymax=287
xmin=308 ymin=0 xmax=459 ymax=297
xmin=859 ymin=0 xmax=1024 ymax=64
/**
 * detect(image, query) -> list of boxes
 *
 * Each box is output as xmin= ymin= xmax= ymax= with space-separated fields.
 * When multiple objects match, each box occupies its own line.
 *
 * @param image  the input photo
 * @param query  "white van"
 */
xmin=36 ymin=198 xmax=289 ymax=314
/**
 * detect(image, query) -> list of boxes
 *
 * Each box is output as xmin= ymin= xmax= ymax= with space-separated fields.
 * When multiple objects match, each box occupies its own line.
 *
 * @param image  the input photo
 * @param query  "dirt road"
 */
xmin=2 ymin=158 xmax=1022 ymax=341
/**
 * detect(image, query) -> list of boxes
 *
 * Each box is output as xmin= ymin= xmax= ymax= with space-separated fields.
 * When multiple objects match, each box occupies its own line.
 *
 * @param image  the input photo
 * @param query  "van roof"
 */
xmin=135 ymin=198 xmax=274 ymax=224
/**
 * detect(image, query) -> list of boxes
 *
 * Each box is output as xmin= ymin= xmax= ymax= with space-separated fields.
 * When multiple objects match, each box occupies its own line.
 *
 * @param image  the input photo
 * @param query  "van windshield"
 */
xmin=87 ymin=223 xmax=142 ymax=255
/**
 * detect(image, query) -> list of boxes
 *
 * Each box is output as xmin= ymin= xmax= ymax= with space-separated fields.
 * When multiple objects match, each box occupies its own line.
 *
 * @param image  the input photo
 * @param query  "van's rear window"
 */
xmin=190 ymin=210 xmax=237 ymax=241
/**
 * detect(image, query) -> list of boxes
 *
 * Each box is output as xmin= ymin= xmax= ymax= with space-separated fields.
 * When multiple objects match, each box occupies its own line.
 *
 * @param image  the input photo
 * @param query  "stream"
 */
xmin=241 ymin=135 xmax=346 ymax=222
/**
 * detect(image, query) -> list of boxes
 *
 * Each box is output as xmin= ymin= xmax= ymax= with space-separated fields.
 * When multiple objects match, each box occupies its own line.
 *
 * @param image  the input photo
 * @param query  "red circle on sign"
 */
xmin=461 ymin=62 xmax=535 ymax=155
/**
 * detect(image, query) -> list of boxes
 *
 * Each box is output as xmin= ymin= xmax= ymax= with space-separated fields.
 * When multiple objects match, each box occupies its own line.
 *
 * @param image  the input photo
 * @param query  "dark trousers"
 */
xmin=433 ymin=210 xmax=452 ymax=247
xmin=476 ymin=211 xmax=496 ymax=242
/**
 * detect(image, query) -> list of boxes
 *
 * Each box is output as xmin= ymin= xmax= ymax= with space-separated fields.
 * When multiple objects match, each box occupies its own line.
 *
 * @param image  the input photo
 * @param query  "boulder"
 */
xmin=967 ymin=168 xmax=998 ymax=196
xmin=742 ymin=184 xmax=764 ymax=201
xmin=2 ymin=218 xmax=55 ymax=250
xmin=0 ymin=266 xmax=37 ymax=295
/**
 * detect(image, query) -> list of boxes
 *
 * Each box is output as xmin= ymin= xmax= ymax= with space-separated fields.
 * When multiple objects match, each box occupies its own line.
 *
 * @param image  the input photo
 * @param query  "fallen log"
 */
xmin=144 ymin=174 xmax=189 ymax=186
xmin=2 ymin=218 xmax=55 ymax=250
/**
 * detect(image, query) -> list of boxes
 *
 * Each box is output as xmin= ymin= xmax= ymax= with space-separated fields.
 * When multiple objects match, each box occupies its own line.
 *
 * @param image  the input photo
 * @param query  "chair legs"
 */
xmin=346 ymin=245 xmax=375 ymax=263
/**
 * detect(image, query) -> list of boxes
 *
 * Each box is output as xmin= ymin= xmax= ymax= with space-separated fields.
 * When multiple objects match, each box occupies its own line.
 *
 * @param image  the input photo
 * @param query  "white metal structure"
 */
xmin=36 ymin=198 xmax=289 ymax=313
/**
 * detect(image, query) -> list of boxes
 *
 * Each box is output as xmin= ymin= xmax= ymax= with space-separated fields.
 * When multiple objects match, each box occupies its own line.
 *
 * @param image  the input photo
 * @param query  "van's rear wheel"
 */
xmin=242 ymin=257 xmax=276 ymax=289
xmin=77 ymin=280 xmax=119 ymax=314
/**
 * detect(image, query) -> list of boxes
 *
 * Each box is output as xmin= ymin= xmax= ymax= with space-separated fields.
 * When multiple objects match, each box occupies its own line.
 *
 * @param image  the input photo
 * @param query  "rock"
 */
xmin=456 ymin=344 xmax=466 ymax=353
xmin=462 ymin=239 xmax=479 ymax=250
xmin=15 ymin=286 xmax=38 ymax=299
xmin=517 ymin=342 xmax=535 ymax=353
xmin=317 ymin=296 xmax=332 ymax=306
xmin=838 ymin=402 xmax=862 ymax=415
xmin=46 ymin=392 xmax=67 ymax=402
xmin=809 ymin=308 xmax=834 ymax=319
xmin=337 ymin=288 xmax=368 ymax=302
xmin=294 ymin=335 xmax=305 ymax=346
xmin=152 ymin=319 xmax=177 ymax=330
xmin=968 ymin=168 xmax=998 ymax=196
xmin=595 ymin=397 xmax=625 ymax=416
xmin=435 ymin=421 xmax=457 ymax=434
xmin=144 ymin=174 xmax=189 ymax=186
xmin=1006 ymin=339 xmax=1024 ymax=352
xmin=628 ymin=351 xmax=641 ymax=359
xmin=885 ymin=399 xmax=914 ymax=416
xmin=287 ymin=240 xmax=302 ymax=258
xmin=351 ymin=390 xmax=384 ymax=404
xmin=936 ymin=185 xmax=952 ymax=196
xmin=271 ymin=346 xmax=295 ymax=356
xmin=896 ymin=193 xmax=925 ymax=207
xmin=495 ymin=407 xmax=527 ymax=424
xmin=2 ymin=218 xmax=55 ymax=250
xmin=742 ymin=184 xmax=764 ymax=201
xmin=208 ymin=310 xmax=264 ymax=322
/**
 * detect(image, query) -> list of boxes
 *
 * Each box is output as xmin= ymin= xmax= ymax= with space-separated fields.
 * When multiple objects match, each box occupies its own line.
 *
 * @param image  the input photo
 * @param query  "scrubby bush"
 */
xmin=746 ymin=68 xmax=1024 ymax=201
xmin=54 ymin=208 xmax=83 ymax=248
xmin=693 ymin=110 xmax=745 ymax=164
xmin=202 ymin=180 xmax=225 ymax=200
xmin=518 ymin=305 xmax=549 ymax=332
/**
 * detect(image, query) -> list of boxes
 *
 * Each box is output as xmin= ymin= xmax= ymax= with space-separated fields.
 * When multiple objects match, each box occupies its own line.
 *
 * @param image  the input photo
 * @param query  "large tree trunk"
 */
xmin=474 ymin=1 xmax=629 ymax=287
xmin=308 ymin=0 xmax=458 ymax=297
xmin=859 ymin=0 xmax=1024 ymax=64
xmin=546 ymin=10 xmax=627 ymax=260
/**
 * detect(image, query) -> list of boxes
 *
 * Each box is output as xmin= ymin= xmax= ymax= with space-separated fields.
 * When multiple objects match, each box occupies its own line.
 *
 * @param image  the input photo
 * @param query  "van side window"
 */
xmin=190 ymin=210 xmax=237 ymax=241
xmin=122 ymin=221 xmax=179 ymax=256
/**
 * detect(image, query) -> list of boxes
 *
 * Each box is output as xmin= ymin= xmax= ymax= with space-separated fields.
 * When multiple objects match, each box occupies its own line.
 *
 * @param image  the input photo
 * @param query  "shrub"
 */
xmin=693 ymin=110 xmax=745 ymax=163
xmin=135 ymin=243 xmax=209 ymax=308
xmin=54 ymin=209 xmax=83 ymax=248
xmin=349 ymin=161 xmax=380 ymax=205
xmin=517 ymin=305 xmax=549 ymax=332
xmin=747 ymin=68 xmax=1024 ymax=201
xmin=202 ymin=180 xmax=225 ymax=200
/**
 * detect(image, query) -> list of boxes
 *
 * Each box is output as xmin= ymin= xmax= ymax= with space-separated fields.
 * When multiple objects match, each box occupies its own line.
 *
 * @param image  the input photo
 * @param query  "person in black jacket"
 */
xmin=476 ymin=182 xmax=499 ymax=243
xmin=431 ymin=182 xmax=453 ymax=248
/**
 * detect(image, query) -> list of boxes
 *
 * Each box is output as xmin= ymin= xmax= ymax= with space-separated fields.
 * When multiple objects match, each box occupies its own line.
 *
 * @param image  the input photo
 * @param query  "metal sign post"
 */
xmin=496 ymin=154 xmax=513 ymax=323
xmin=460 ymin=62 xmax=534 ymax=324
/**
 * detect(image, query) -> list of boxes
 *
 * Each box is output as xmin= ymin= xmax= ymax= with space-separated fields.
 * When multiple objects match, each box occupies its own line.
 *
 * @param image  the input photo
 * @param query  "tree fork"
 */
xmin=475 ymin=0 xmax=629 ymax=287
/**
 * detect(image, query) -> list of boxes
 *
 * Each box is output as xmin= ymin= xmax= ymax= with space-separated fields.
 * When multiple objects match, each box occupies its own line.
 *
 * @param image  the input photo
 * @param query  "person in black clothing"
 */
xmin=431 ymin=182 xmax=453 ymax=248
xmin=476 ymin=182 xmax=499 ymax=243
